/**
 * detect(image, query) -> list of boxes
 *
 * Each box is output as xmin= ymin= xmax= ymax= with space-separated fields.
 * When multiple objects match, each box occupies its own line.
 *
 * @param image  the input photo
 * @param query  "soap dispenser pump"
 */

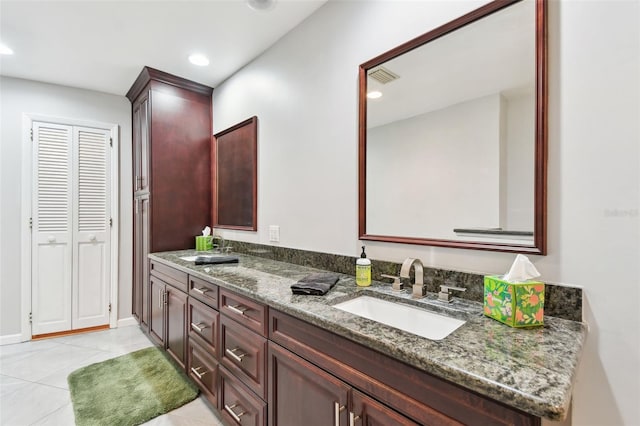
xmin=356 ymin=246 xmax=371 ymax=287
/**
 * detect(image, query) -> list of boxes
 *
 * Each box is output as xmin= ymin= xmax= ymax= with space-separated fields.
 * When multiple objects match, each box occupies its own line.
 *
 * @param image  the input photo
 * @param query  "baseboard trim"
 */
xmin=117 ymin=317 xmax=139 ymax=328
xmin=0 ymin=333 xmax=24 ymax=346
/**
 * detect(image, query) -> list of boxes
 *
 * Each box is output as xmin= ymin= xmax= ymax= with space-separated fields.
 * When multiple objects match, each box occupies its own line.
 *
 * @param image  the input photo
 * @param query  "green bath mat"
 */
xmin=68 ymin=346 xmax=198 ymax=426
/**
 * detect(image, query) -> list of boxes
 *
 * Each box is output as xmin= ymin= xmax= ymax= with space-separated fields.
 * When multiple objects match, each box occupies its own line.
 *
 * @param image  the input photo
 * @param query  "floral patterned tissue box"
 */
xmin=484 ymin=275 xmax=544 ymax=327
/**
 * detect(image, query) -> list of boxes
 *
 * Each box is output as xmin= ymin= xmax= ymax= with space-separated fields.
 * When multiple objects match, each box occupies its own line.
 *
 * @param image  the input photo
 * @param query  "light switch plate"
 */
xmin=269 ymin=225 xmax=280 ymax=242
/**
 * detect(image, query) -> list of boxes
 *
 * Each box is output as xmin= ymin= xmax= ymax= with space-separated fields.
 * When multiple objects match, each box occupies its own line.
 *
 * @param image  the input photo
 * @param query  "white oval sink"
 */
xmin=333 ymin=295 xmax=465 ymax=340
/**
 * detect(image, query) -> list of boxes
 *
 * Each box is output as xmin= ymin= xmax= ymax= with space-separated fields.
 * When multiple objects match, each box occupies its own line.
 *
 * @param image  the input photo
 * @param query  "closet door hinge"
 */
xmin=108 ymin=303 xmax=112 ymax=313
xmin=29 ymin=312 xmax=32 ymax=323
xmin=30 ymin=129 xmax=33 ymax=141
xmin=109 ymin=137 xmax=113 ymax=147
xmin=29 ymin=217 xmax=33 ymax=228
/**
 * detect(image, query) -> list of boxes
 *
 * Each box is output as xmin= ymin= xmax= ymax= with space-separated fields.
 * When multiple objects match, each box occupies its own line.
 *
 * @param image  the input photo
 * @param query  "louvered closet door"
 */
xmin=32 ymin=123 xmax=73 ymax=335
xmin=72 ymin=127 xmax=111 ymax=329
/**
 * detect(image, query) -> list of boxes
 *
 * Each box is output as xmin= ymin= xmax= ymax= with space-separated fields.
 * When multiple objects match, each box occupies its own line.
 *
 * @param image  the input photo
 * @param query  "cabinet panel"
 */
xmin=133 ymin=197 xmax=149 ymax=328
xmin=351 ymin=389 xmax=419 ymax=426
xmin=220 ymin=366 xmax=266 ymax=426
xmin=149 ymin=276 xmax=164 ymax=346
xmin=221 ymin=315 xmax=267 ymax=400
xmin=220 ymin=288 xmax=267 ymax=336
xmin=150 ymin=260 xmax=188 ymax=292
xmin=268 ymin=341 xmax=350 ymax=426
xmin=166 ymin=285 xmax=187 ymax=367
xmin=189 ymin=337 xmax=218 ymax=409
xmin=188 ymin=297 xmax=219 ymax=356
xmin=189 ymin=275 xmax=219 ymax=308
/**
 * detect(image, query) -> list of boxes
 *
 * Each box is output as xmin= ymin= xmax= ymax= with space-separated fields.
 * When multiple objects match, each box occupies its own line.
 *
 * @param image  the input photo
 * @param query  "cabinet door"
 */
xmin=132 ymin=196 xmax=149 ymax=328
xmin=269 ymin=342 xmax=350 ymax=426
xmin=166 ymin=285 xmax=187 ymax=368
xmin=149 ymin=276 xmax=165 ymax=347
xmin=133 ymin=96 xmax=149 ymax=195
xmin=351 ymin=389 xmax=419 ymax=426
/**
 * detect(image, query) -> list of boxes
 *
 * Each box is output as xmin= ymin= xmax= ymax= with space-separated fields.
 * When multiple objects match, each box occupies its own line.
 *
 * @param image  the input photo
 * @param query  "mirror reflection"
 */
xmin=360 ymin=0 xmax=546 ymax=253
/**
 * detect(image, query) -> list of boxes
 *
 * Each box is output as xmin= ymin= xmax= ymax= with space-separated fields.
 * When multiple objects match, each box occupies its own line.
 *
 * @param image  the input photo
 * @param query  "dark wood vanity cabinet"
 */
xmin=187 ymin=277 xmax=221 ymax=409
xmin=269 ymin=309 xmax=540 ymax=426
xmin=128 ymin=67 xmax=212 ymax=327
xmin=269 ymin=342 xmax=420 ymax=426
xmin=148 ymin=260 xmax=188 ymax=368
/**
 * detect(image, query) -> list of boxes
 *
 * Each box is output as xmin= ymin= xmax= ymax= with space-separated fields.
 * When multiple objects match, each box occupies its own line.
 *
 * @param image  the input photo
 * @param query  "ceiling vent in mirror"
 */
xmin=368 ymin=67 xmax=400 ymax=84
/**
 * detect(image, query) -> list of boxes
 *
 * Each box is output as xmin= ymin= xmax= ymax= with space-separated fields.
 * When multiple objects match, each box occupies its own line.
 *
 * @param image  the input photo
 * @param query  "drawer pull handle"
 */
xmin=192 ymin=287 xmax=209 ymax=295
xmin=224 ymin=403 xmax=246 ymax=423
xmin=334 ymin=402 xmax=346 ymax=426
xmin=225 ymin=347 xmax=247 ymax=363
xmin=190 ymin=366 xmax=208 ymax=379
xmin=349 ymin=412 xmax=361 ymax=426
xmin=227 ymin=305 xmax=247 ymax=315
xmin=191 ymin=322 xmax=208 ymax=333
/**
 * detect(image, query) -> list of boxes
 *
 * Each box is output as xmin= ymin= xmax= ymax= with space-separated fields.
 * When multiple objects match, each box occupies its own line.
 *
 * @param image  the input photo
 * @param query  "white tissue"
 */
xmin=503 ymin=254 xmax=540 ymax=283
xmin=202 ymin=226 xmax=211 ymax=237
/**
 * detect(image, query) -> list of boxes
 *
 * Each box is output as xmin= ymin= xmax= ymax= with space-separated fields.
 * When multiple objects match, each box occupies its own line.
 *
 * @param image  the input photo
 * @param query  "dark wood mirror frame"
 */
xmin=358 ymin=0 xmax=547 ymax=255
xmin=212 ymin=116 xmax=258 ymax=231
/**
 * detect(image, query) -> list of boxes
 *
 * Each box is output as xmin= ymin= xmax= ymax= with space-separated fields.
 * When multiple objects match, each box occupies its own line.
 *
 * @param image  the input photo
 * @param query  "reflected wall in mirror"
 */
xmin=359 ymin=0 xmax=547 ymax=254
xmin=212 ymin=116 xmax=258 ymax=231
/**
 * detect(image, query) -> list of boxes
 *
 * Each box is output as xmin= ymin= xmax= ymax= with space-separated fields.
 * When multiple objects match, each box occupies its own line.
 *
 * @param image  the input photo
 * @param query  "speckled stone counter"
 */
xmin=150 ymin=250 xmax=587 ymax=421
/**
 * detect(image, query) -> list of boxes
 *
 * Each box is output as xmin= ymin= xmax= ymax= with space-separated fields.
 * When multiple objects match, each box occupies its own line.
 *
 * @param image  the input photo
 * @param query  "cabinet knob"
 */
xmin=47 ymin=235 xmax=56 ymax=243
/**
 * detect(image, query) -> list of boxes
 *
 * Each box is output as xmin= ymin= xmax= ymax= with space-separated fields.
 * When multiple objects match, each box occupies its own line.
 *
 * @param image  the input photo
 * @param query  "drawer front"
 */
xmin=188 ymin=297 xmax=219 ymax=356
xmin=189 ymin=275 xmax=219 ymax=308
xmin=220 ymin=366 xmax=266 ymax=426
xmin=150 ymin=260 xmax=188 ymax=292
xmin=221 ymin=315 xmax=267 ymax=400
xmin=220 ymin=288 xmax=267 ymax=336
xmin=188 ymin=338 xmax=218 ymax=408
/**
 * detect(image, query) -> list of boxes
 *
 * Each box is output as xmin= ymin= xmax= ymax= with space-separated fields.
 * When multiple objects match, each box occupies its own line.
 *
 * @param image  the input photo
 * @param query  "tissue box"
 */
xmin=483 ymin=275 xmax=544 ymax=327
xmin=195 ymin=236 xmax=212 ymax=251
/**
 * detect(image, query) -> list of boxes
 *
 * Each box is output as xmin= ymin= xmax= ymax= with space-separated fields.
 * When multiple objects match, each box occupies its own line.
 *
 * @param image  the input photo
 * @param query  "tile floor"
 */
xmin=0 ymin=325 xmax=225 ymax=426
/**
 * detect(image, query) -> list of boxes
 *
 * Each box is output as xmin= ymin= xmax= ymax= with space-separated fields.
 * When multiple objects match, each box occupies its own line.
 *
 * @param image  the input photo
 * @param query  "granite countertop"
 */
xmin=150 ymin=250 xmax=586 ymax=421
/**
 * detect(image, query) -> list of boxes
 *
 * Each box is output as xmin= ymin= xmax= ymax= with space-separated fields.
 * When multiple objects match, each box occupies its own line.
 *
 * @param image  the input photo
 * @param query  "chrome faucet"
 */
xmin=400 ymin=258 xmax=426 ymax=299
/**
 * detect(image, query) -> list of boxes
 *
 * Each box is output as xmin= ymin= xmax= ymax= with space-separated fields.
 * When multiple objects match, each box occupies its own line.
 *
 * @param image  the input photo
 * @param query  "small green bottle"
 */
xmin=356 ymin=246 xmax=371 ymax=287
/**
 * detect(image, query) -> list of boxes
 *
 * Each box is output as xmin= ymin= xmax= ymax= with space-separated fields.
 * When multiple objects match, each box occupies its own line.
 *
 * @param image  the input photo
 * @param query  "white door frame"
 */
xmin=21 ymin=113 xmax=120 ymax=341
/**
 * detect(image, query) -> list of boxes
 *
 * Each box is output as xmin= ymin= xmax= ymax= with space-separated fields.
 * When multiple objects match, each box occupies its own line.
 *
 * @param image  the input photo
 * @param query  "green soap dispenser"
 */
xmin=356 ymin=246 xmax=371 ymax=287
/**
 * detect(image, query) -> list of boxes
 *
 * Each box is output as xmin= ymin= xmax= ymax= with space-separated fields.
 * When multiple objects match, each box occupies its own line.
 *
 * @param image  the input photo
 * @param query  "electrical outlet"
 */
xmin=269 ymin=225 xmax=280 ymax=242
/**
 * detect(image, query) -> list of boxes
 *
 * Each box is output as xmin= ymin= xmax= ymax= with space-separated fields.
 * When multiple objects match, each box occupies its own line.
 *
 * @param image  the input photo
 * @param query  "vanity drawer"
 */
xmin=220 ymin=288 xmax=267 ymax=336
xmin=188 ymin=297 xmax=219 ymax=356
xmin=188 ymin=338 xmax=218 ymax=408
xmin=221 ymin=315 xmax=267 ymax=400
xmin=219 ymin=366 xmax=266 ymax=426
xmin=150 ymin=260 xmax=187 ymax=292
xmin=189 ymin=275 xmax=218 ymax=308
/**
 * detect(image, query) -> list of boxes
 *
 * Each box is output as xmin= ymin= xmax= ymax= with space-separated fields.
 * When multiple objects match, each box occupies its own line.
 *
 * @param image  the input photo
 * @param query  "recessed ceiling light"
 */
xmin=367 ymin=91 xmax=383 ymax=99
xmin=188 ymin=53 xmax=209 ymax=66
xmin=0 ymin=43 xmax=14 ymax=55
xmin=247 ymin=0 xmax=276 ymax=11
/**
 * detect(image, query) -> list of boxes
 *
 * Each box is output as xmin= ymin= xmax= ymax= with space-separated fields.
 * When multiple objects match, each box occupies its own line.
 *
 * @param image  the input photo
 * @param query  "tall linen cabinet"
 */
xmin=127 ymin=67 xmax=213 ymax=329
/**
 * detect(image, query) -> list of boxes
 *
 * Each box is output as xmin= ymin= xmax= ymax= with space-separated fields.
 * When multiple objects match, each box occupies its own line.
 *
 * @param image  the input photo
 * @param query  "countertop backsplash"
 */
xmin=226 ymin=239 xmax=582 ymax=322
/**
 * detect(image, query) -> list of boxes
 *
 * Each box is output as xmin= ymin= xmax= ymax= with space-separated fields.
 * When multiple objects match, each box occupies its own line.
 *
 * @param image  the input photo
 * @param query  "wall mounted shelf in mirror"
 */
xmin=213 ymin=116 xmax=258 ymax=231
xmin=358 ymin=0 xmax=547 ymax=254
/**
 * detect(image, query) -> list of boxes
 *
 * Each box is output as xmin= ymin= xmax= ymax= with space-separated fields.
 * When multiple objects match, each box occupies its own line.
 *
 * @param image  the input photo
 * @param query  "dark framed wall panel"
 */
xmin=212 ymin=116 xmax=258 ymax=231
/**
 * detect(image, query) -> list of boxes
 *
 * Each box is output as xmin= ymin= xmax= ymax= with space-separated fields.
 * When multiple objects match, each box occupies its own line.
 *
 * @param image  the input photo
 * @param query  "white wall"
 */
xmin=213 ymin=1 xmax=639 ymax=424
xmin=0 ymin=77 xmax=133 ymax=337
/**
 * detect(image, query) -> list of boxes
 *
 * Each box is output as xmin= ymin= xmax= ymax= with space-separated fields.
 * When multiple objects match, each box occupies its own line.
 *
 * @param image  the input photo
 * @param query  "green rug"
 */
xmin=68 ymin=346 xmax=199 ymax=426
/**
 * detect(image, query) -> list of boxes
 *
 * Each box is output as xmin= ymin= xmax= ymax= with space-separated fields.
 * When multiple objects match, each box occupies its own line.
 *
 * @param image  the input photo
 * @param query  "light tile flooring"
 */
xmin=0 ymin=326 xmax=225 ymax=426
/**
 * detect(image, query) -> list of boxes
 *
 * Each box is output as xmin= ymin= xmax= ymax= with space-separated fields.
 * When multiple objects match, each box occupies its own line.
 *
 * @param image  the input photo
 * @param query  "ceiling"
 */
xmin=0 ymin=0 xmax=327 ymax=96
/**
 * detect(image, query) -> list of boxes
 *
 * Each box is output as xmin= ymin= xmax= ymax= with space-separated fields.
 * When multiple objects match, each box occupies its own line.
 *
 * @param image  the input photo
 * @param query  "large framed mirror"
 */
xmin=359 ymin=0 xmax=547 ymax=254
xmin=212 ymin=116 xmax=258 ymax=231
